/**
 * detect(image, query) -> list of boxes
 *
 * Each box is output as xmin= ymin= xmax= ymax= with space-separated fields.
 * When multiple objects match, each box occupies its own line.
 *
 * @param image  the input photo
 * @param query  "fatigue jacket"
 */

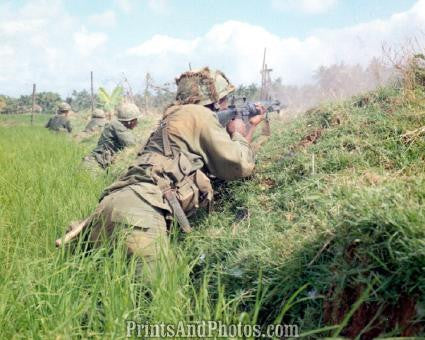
xmin=90 ymin=120 xmax=136 ymax=168
xmin=101 ymin=104 xmax=255 ymax=214
xmin=84 ymin=117 xmax=107 ymax=133
xmin=45 ymin=114 xmax=72 ymax=133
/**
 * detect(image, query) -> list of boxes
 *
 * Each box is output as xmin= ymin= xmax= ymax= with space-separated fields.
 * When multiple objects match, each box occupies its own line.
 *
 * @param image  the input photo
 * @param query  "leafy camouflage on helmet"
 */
xmin=175 ymin=67 xmax=235 ymax=106
xmin=92 ymin=108 xmax=106 ymax=119
xmin=58 ymin=102 xmax=71 ymax=113
xmin=117 ymin=102 xmax=141 ymax=121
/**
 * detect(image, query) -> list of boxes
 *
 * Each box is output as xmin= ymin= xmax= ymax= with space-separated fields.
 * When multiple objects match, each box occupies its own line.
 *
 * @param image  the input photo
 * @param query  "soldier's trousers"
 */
xmin=87 ymin=187 xmax=168 ymax=268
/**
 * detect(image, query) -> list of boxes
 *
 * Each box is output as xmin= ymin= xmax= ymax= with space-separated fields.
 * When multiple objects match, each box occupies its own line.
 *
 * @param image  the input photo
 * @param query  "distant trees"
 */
xmin=68 ymin=90 xmax=93 ymax=112
xmin=136 ymin=73 xmax=176 ymax=113
xmin=1 ymin=57 xmax=396 ymax=115
xmin=0 ymin=92 xmax=62 ymax=114
xmin=0 ymin=97 xmax=6 ymax=112
xmin=36 ymin=92 xmax=62 ymax=114
xmin=233 ymin=84 xmax=260 ymax=101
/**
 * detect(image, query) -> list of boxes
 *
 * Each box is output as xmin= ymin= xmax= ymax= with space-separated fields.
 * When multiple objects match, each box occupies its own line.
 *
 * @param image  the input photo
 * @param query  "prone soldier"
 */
xmin=59 ymin=67 xmax=265 ymax=270
xmin=82 ymin=103 xmax=139 ymax=170
xmin=45 ymin=102 xmax=73 ymax=133
xmin=83 ymin=108 xmax=107 ymax=133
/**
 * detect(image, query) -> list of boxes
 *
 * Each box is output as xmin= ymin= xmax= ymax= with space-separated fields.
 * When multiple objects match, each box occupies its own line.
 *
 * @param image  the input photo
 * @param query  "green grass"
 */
xmin=1 ymin=85 xmax=425 ymax=338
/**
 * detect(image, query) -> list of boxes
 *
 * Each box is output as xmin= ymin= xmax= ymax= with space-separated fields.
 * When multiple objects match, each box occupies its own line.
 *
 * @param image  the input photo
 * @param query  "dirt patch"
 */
xmin=259 ymin=177 xmax=276 ymax=190
xmin=401 ymin=125 xmax=425 ymax=144
xmin=363 ymin=171 xmax=383 ymax=186
xmin=325 ymin=286 xmax=422 ymax=339
xmin=323 ymin=238 xmax=425 ymax=338
xmin=296 ymin=129 xmax=323 ymax=149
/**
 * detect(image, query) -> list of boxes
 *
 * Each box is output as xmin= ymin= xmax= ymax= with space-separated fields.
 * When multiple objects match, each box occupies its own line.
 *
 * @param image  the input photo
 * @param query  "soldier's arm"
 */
xmin=199 ymin=113 xmax=255 ymax=180
xmin=115 ymin=125 xmax=136 ymax=147
xmin=66 ymin=120 xmax=72 ymax=133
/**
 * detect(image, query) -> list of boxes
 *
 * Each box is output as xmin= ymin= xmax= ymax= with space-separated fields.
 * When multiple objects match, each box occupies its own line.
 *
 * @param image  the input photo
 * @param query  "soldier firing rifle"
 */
xmin=216 ymin=96 xmax=282 ymax=136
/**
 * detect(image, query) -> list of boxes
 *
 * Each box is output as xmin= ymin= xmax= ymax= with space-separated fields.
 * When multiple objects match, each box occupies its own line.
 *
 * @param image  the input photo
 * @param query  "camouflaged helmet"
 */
xmin=117 ymin=102 xmax=140 ymax=121
xmin=175 ymin=67 xmax=235 ymax=106
xmin=92 ymin=108 xmax=106 ymax=119
xmin=58 ymin=102 xmax=71 ymax=113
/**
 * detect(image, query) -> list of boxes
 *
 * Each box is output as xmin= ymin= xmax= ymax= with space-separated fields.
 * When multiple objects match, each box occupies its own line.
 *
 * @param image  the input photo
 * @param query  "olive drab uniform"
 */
xmin=83 ymin=108 xmax=107 ymax=133
xmin=45 ymin=114 xmax=72 ymax=133
xmin=83 ymin=120 xmax=136 ymax=169
xmin=83 ymin=117 xmax=106 ymax=133
xmin=87 ymin=103 xmax=255 ymax=265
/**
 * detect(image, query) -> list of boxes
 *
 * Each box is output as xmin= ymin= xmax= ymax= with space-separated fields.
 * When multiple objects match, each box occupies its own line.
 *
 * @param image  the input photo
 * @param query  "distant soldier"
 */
xmin=45 ymin=102 xmax=72 ymax=133
xmin=82 ymin=102 xmax=140 ymax=170
xmin=83 ymin=108 xmax=107 ymax=133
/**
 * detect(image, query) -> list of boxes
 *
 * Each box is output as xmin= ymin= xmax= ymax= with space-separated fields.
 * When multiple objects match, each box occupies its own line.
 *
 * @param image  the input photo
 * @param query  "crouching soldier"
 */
xmin=82 ymin=103 xmax=139 ymax=170
xmin=58 ymin=67 xmax=265 ymax=270
xmin=45 ymin=102 xmax=73 ymax=133
xmin=83 ymin=108 xmax=107 ymax=133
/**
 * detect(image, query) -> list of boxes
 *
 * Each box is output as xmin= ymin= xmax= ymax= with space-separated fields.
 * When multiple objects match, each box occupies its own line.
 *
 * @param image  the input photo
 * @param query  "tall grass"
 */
xmin=1 ymin=83 xmax=425 ymax=337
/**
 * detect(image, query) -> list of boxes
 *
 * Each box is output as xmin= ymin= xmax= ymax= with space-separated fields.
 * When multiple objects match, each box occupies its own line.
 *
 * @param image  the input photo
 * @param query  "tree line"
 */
xmin=0 ymin=58 xmax=395 ymax=115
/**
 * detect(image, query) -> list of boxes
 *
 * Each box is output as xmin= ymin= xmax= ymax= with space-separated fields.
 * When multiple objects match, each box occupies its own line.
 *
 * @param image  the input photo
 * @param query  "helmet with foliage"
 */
xmin=58 ymin=102 xmax=71 ymax=113
xmin=175 ymin=67 xmax=235 ymax=106
xmin=117 ymin=102 xmax=140 ymax=121
xmin=92 ymin=108 xmax=106 ymax=119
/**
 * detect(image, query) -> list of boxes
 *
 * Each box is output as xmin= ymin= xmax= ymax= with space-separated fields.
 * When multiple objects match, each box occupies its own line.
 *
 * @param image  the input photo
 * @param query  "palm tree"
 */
xmin=97 ymin=86 xmax=124 ymax=119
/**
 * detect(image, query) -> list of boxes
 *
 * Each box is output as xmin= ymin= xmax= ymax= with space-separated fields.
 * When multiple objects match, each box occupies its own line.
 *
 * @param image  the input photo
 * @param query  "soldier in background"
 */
xmin=82 ymin=102 xmax=139 ymax=170
xmin=61 ymin=67 xmax=265 ymax=271
xmin=45 ymin=102 xmax=73 ymax=133
xmin=83 ymin=108 xmax=107 ymax=133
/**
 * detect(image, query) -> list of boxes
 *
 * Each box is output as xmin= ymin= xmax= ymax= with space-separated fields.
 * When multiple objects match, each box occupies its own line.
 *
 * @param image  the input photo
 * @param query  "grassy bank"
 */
xmin=1 ymin=83 xmax=425 ymax=338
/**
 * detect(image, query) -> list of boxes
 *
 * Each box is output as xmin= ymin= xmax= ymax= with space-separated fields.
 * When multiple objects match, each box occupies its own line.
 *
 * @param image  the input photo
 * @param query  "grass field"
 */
xmin=1 ymin=83 xmax=425 ymax=338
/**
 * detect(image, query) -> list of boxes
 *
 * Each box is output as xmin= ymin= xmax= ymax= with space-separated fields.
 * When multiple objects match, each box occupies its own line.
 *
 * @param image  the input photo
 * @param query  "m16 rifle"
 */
xmin=216 ymin=97 xmax=282 ymax=136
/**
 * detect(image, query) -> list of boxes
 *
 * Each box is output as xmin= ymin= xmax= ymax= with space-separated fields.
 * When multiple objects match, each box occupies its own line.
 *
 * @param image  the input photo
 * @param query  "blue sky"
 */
xmin=0 ymin=0 xmax=423 ymax=96
xmin=66 ymin=0 xmax=417 ymax=40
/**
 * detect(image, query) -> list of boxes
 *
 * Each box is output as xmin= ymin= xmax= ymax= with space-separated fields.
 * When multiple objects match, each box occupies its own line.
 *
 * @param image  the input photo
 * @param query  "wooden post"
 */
xmin=90 ymin=71 xmax=94 ymax=115
xmin=122 ymin=73 xmax=134 ymax=102
xmin=144 ymin=72 xmax=151 ymax=114
xmin=31 ymin=83 xmax=36 ymax=126
xmin=260 ymin=48 xmax=266 ymax=100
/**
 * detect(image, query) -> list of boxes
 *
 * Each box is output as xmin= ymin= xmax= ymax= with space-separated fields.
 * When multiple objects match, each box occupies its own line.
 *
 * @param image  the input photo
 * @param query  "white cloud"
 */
xmin=0 ymin=19 xmax=45 ymax=35
xmin=1 ymin=0 xmax=425 ymax=97
xmin=271 ymin=0 xmax=338 ymax=14
xmin=127 ymin=34 xmax=199 ymax=56
xmin=0 ymin=45 xmax=15 ymax=58
xmin=115 ymin=0 xmax=132 ymax=13
xmin=89 ymin=10 xmax=116 ymax=28
xmin=121 ymin=1 xmax=425 ymax=87
xmin=147 ymin=0 xmax=168 ymax=13
xmin=0 ymin=0 xmax=112 ymax=96
xmin=73 ymin=27 xmax=108 ymax=57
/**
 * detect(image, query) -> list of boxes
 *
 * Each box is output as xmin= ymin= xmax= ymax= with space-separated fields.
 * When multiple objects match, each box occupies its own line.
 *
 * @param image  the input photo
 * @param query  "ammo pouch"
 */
xmin=137 ymin=152 xmax=213 ymax=216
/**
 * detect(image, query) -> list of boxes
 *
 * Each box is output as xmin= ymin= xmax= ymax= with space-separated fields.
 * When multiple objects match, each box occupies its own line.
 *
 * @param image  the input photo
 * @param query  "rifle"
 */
xmin=216 ymin=97 xmax=282 ymax=136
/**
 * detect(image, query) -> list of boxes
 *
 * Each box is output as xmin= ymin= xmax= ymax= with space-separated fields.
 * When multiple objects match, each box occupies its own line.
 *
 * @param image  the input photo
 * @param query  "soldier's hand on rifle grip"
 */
xmin=250 ymin=103 xmax=266 ymax=126
xmin=226 ymin=118 xmax=246 ymax=137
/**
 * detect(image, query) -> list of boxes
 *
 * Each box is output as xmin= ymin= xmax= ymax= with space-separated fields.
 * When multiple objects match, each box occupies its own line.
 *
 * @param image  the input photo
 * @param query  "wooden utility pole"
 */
xmin=144 ymin=72 xmax=151 ymax=114
xmin=260 ymin=48 xmax=273 ymax=101
xmin=31 ymin=83 xmax=36 ymax=126
xmin=259 ymin=48 xmax=273 ymax=136
xmin=90 ymin=71 xmax=94 ymax=115
xmin=122 ymin=73 xmax=134 ymax=102
xmin=260 ymin=48 xmax=266 ymax=99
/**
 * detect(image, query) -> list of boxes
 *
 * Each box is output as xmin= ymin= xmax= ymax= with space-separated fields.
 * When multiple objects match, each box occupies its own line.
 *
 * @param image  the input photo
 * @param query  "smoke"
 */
xmin=270 ymin=56 xmax=397 ymax=113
